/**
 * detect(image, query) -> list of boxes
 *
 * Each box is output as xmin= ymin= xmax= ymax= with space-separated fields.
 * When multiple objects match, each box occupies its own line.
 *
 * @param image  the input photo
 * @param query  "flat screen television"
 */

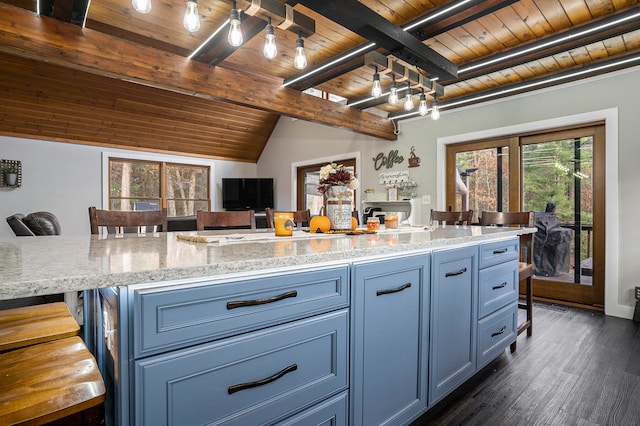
xmin=222 ymin=178 xmax=274 ymax=211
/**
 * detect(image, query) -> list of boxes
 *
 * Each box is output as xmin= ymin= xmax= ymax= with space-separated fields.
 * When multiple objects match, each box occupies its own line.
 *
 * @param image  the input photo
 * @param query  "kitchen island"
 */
xmin=0 ymin=225 xmax=533 ymax=425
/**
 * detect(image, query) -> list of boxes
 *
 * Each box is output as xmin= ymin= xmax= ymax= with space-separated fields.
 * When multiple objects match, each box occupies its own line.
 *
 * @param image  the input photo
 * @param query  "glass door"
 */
xmin=446 ymin=125 xmax=605 ymax=310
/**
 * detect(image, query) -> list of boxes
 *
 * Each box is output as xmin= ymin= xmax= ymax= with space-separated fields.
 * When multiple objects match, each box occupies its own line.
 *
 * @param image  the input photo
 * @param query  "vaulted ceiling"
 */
xmin=1 ymin=0 xmax=639 ymax=162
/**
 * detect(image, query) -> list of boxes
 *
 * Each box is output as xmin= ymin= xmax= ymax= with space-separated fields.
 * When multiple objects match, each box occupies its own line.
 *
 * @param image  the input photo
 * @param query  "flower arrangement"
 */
xmin=317 ymin=162 xmax=360 ymax=195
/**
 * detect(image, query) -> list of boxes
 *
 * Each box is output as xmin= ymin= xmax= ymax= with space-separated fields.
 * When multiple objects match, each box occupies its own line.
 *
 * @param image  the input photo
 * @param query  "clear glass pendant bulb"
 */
xmin=431 ymin=102 xmax=440 ymax=120
xmin=388 ymin=87 xmax=398 ymax=105
xmin=294 ymin=36 xmax=307 ymax=69
xmin=418 ymin=93 xmax=428 ymax=116
xmin=132 ymin=0 xmax=151 ymax=14
xmin=228 ymin=7 xmax=243 ymax=47
xmin=183 ymin=0 xmax=200 ymax=33
xmin=371 ymin=73 xmax=382 ymax=97
xmin=263 ymin=19 xmax=277 ymax=59
xmin=404 ymin=92 xmax=414 ymax=111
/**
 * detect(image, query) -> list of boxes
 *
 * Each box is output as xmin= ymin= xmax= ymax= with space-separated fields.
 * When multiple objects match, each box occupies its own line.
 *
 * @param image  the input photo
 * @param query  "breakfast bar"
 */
xmin=0 ymin=225 xmax=533 ymax=425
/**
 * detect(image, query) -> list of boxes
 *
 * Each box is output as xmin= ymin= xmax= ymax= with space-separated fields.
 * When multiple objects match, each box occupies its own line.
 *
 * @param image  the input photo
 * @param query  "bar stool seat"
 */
xmin=0 ymin=302 xmax=79 ymax=352
xmin=0 ymin=336 xmax=106 ymax=425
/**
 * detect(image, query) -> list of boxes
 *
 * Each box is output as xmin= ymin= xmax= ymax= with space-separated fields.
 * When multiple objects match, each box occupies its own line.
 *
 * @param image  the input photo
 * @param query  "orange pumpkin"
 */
xmin=351 ymin=217 xmax=358 ymax=230
xmin=309 ymin=215 xmax=331 ymax=233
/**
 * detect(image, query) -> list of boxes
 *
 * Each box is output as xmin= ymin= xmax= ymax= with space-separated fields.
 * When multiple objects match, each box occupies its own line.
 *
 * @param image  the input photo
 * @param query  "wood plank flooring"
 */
xmin=412 ymin=303 xmax=640 ymax=425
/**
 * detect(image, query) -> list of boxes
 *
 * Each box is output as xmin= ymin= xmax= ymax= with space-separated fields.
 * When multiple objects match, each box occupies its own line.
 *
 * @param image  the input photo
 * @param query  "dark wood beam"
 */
xmin=295 ymin=0 xmax=457 ymax=80
xmin=0 ymin=3 xmax=396 ymax=141
xmin=193 ymin=16 xmax=265 ymax=65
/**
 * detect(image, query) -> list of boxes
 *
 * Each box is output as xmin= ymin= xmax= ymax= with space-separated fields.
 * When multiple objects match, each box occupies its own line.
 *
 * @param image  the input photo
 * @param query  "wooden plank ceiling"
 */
xmin=1 ymin=0 xmax=639 ymax=162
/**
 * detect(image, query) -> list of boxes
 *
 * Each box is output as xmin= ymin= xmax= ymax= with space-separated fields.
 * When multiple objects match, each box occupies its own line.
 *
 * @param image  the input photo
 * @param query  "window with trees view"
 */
xmin=109 ymin=158 xmax=210 ymax=216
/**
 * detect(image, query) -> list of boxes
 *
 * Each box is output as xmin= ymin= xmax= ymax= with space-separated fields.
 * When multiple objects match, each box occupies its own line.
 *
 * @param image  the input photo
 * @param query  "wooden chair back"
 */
xmin=480 ymin=211 xmax=535 ymax=266
xmin=430 ymin=209 xmax=474 ymax=226
xmin=264 ymin=208 xmax=311 ymax=229
xmin=89 ymin=206 xmax=168 ymax=234
xmin=196 ymin=210 xmax=256 ymax=231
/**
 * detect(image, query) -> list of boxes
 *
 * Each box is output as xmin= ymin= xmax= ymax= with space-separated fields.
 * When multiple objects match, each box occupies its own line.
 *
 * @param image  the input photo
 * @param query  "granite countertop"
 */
xmin=0 ymin=226 xmax=533 ymax=300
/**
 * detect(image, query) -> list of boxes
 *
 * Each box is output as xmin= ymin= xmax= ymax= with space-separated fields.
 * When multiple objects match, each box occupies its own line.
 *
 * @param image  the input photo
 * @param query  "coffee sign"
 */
xmin=373 ymin=149 xmax=404 ymax=170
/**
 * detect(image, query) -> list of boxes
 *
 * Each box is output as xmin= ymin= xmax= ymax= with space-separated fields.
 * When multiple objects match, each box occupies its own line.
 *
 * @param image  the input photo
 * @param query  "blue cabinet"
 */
xmin=429 ymin=245 xmax=478 ymax=405
xmin=351 ymin=253 xmax=430 ymax=426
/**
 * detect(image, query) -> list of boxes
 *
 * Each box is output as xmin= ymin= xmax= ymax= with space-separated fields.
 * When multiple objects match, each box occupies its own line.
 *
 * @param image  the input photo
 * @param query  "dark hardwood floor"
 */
xmin=412 ymin=303 xmax=640 ymax=425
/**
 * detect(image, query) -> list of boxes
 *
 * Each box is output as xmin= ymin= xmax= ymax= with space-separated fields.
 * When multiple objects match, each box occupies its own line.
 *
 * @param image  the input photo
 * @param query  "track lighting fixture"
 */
xmin=403 ymin=83 xmax=414 ymax=111
xmin=418 ymin=90 xmax=428 ymax=116
xmin=371 ymin=66 xmax=382 ymax=98
xmin=294 ymin=32 xmax=307 ymax=70
xmin=183 ymin=0 xmax=200 ymax=33
xmin=388 ymin=75 xmax=398 ymax=105
xmin=263 ymin=17 xmax=277 ymax=59
xmin=431 ymin=93 xmax=440 ymax=120
xmin=132 ymin=0 xmax=151 ymax=14
xmin=228 ymin=0 xmax=243 ymax=47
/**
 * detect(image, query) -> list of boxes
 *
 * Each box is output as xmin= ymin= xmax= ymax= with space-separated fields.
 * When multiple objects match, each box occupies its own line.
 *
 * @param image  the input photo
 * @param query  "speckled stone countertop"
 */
xmin=0 ymin=226 xmax=533 ymax=300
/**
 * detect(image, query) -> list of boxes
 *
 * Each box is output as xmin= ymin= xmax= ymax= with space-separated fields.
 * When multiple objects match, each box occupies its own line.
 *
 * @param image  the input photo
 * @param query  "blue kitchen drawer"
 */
xmin=132 ymin=266 xmax=349 ymax=357
xmin=477 ymin=303 xmax=517 ymax=369
xmin=478 ymin=261 xmax=518 ymax=318
xmin=134 ymin=309 xmax=349 ymax=426
xmin=275 ymin=391 xmax=348 ymax=426
xmin=478 ymin=238 xmax=519 ymax=269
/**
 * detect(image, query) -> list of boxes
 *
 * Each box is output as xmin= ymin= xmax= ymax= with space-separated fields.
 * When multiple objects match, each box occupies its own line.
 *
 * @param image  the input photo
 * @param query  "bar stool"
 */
xmin=0 ymin=336 xmax=106 ymax=425
xmin=0 ymin=302 xmax=80 ymax=352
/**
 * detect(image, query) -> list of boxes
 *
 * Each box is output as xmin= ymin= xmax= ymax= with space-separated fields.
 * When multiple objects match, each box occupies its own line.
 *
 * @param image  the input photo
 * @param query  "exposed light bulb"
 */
xmin=371 ymin=67 xmax=382 ymax=98
xmin=132 ymin=0 xmax=151 ymax=14
xmin=183 ymin=0 xmax=200 ymax=33
xmin=227 ymin=1 xmax=243 ymax=47
xmin=403 ymin=86 xmax=414 ymax=111
xmin=388 ymin=77 xmax=398 ymax=105
xmin=294 ymin=34 xmax=307 ymax=70
xmin=263 ymin=17 xmax=277 ymax=59
xmin=418 ymin=92 xmax=428 ymax=116
xmin=431 ymin=97 xmax=440 ymax=120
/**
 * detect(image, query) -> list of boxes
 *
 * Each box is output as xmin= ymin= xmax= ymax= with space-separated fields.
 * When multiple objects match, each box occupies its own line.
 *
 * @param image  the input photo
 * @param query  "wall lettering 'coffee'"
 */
xmin=373 ymin=150 xmax=404 ymax=170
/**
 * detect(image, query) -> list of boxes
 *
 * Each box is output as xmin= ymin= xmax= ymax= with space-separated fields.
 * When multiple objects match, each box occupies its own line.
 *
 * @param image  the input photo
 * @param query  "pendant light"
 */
xmin=431 ymin=93 xmax=440 ymax=120
xmin=263 ymin=17 xmax=277 ymax=59
xmin=294 ymin=32 xmax=307 ymax=70
xmin=228 ymin=0 xmax=243 ymax=47
xmin=418 ymin=89 xmax=428 ymax=116
xmin=403 ymin=83 xmax=414 ymax=111
xmin=132 ymin=0 xmax=151 ymax=14
xmin=183 ymin=0 xmax=200 ymax=33
xmin=388 ymin=75 xmax=398 ymax=105
xmin=371 ymin=66 xmax=382 ymax=98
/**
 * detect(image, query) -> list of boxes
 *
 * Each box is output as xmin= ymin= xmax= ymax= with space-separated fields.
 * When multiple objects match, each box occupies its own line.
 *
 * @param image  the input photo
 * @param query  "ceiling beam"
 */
xmin=295 ymin=0 xmax=458 ymax=80
xmin=0 ymin=3 xmax=396 ymax=141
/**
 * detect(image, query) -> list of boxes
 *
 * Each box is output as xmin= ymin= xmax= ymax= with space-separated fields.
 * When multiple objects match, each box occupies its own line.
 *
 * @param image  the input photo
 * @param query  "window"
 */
xmin=109 ymin=158 xmax=210 ymax=216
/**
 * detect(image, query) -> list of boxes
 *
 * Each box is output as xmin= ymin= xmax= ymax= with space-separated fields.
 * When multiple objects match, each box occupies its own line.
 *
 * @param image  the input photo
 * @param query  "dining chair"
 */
xmin=196 ymin=210 xmax=256 ymax=231
xmin=429 ymin=209 xmax=474 ymax=226
xmin=264 ymin=208 xmax=311 ymax=229
xmin=88 ymin=206 xmax=168 ymax=234
xmin=480 ymin=211 xmax=535 ymax=352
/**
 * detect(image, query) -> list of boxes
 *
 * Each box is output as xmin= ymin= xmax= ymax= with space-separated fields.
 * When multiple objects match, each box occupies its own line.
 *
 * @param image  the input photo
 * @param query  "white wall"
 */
xmin=260 ymin=65 xmax=640 ymax=319
xmin=0 ymin=137 xmax=257 ymax=238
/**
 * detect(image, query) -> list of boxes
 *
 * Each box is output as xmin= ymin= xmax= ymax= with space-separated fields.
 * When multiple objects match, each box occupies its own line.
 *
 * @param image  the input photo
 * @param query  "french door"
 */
xmin=446 ymin=124 xmax=605 ymax=310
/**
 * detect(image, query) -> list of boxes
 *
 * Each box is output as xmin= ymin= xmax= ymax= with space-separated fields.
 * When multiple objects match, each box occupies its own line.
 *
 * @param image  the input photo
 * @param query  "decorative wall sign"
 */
xmin=408 ymin=146 xmax=420 ymax=168
xmin=378 ymin=170 xmax=410 ymax=185
xmin=373 ymin=149 xmax=404 ymax=170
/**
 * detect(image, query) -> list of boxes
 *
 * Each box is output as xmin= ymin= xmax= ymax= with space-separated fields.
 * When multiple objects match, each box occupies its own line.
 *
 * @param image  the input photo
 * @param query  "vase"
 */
xmin=325 ymin=185 xmax=353 ymax=230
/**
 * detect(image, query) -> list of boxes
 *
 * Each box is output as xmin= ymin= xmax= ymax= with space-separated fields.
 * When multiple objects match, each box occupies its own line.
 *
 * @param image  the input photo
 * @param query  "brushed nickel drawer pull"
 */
xmin=492 ymin=281 xmax=508 ymax=290
xmin=227 ymin=290 xmax=298 ymax=310
xmin=228 ymin=364 xmax=298 ymax=394
xmin=445 ymin=267 xmax=467 ymax=277
xmin=376 ymin=282 xmax=411 ymax=296
xmin=491 ymin=326 xmax=507 ymax=337
xmin=493 ymin=248 xmax=508 ymax=254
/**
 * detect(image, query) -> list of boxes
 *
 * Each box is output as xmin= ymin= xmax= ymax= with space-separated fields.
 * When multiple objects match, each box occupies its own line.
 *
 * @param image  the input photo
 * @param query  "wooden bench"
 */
xmin=0 ymin=336 xmax=105 ymax=425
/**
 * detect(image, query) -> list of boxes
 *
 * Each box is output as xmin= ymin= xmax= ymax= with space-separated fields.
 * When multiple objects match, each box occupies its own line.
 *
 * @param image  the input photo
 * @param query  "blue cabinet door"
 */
xmin=430 ymin=245 xmax=478 ymax=405
xmin=351 ymin=253 xmax=430 ymax=426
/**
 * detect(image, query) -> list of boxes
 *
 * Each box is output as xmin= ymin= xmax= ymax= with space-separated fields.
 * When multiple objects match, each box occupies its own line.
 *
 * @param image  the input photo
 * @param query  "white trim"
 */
xmin=101 ymin=150 xmax=216 ymax=210
xmin=436 ymin=108 xmax=623 ymax=318
xmin=290 ymin=152 xmax=362 ymax=209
